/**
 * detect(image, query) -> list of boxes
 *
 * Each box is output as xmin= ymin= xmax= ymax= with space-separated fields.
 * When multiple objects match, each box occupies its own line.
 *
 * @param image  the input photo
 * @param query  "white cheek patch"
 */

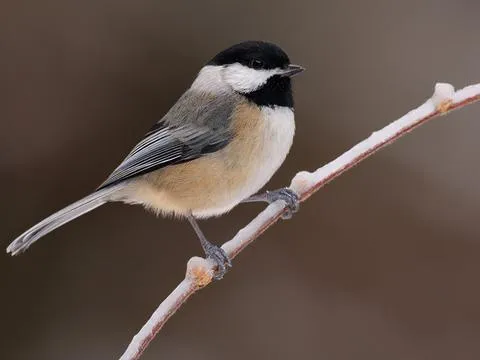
xmin=223 ymin=63 xmax=279 ymax=93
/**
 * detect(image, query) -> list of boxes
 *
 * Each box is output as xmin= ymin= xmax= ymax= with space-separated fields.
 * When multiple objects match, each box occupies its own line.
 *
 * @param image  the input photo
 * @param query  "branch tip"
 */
xmin=432 ymin=82 xmax=455 ymax=113
xmin=290 ymin=171 xmax=314 ymax=194
xmin=186 ymin=257 xmax=214 ymax=287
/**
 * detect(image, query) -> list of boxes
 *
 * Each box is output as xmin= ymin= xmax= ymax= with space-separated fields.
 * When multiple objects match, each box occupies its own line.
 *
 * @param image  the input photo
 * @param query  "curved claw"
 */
xmin=204 ymin=243 xmax=232 ymax=280
xmin=266 ymin=188 xmax=300 ymax=219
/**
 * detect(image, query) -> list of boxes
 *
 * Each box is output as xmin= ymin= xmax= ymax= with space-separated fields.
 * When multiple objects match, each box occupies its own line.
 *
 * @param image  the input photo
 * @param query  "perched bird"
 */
xmin=7 ymin=40 xmax=304 ymax=278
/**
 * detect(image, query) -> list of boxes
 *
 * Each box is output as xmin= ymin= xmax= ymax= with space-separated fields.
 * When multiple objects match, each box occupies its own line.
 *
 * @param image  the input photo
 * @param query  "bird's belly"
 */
xmin=129 ymin=105 xmax=295 ymax=218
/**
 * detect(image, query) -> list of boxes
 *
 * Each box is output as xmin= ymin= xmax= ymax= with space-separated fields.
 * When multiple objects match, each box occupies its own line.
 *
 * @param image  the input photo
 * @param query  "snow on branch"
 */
xmin=119 ymin=82 xmax=480 ymax=360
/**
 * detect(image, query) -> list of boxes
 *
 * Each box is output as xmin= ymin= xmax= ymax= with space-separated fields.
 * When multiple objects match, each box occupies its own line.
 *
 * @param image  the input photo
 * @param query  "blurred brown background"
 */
xmin=2 ymin=0 xmax=480 ymax=359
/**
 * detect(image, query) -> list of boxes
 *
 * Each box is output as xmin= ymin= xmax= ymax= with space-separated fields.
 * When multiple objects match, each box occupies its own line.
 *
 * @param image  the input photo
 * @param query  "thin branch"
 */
xmin=119 ymin=82 xmax=480 ymax=360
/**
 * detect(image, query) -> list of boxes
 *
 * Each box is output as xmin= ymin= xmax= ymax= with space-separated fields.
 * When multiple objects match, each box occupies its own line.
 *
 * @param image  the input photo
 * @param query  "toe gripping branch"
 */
xmin=265 ymin=187 xmax=300 ymax=219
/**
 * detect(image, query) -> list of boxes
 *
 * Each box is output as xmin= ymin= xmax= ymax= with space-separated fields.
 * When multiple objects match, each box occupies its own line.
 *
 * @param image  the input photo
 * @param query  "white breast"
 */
xmin=192 ymin=105 xmax=295 ymax=217
xmin=235 ymin=106 xmax=295 ymax=202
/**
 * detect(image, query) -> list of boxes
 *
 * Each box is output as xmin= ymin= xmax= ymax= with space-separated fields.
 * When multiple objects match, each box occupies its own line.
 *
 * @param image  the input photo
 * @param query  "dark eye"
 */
xmin=249 ymin=59 xmax=264 ymax=69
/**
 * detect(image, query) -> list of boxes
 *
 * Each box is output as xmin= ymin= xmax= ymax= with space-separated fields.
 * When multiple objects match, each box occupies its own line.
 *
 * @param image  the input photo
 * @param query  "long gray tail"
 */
xmin=7 ymin=186 xmax=122 ymax=256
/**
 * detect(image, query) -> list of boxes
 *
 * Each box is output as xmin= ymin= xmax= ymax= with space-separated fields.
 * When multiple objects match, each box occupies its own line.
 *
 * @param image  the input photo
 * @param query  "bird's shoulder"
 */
xmin=97 ymin=89 xmax=243 ymax=190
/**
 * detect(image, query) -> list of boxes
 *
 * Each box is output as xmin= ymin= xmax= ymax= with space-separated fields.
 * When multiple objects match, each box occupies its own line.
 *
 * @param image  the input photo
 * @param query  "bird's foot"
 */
xmin=204 ymin=243 xmax=232 ymax=280
xmin=266 ymin=188 xmax=300 ymax=219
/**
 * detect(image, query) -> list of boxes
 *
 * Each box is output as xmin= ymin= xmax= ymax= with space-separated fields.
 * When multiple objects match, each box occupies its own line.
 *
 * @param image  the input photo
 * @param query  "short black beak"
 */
xmin=280 ymin=64 xmax=305 ymax=77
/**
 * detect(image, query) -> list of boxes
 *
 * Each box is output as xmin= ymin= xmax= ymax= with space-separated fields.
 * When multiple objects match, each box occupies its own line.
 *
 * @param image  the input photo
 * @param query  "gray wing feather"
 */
xmin=98 ymin=90 xmax=237 ymax=189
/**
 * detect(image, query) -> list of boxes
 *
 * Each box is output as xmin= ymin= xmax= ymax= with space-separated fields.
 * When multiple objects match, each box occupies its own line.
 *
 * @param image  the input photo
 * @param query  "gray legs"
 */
xmin=187 ymin=213 xmax=232 ymax=280
xmin=185 ymin=187 xmax=298 ymax=280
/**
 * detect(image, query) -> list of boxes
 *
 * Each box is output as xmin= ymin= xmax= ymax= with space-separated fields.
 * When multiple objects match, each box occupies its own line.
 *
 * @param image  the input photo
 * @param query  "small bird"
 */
xmin=7 ymin=40 xmax=304 ymax=278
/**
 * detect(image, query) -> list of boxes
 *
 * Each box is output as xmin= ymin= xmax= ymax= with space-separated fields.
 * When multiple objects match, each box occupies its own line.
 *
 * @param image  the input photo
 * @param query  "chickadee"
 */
xmin=7 ymin=40 xmax=304 ymax=278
